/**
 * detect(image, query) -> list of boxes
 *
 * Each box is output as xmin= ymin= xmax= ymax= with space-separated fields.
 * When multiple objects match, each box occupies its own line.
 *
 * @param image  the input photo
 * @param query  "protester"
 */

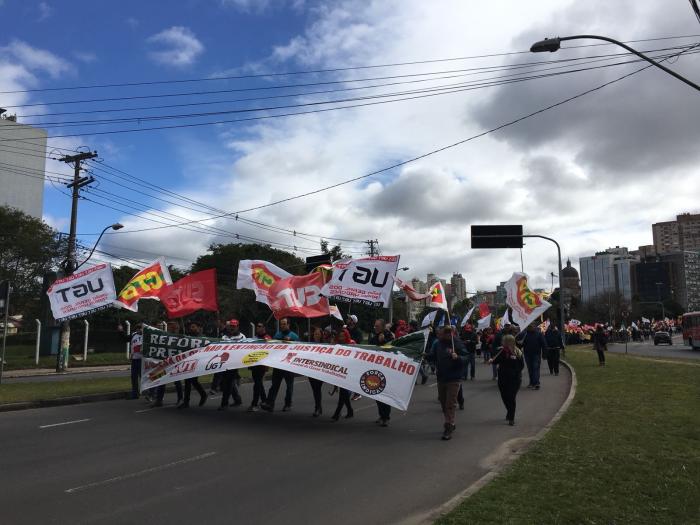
xmin=218 ymin=319 xmax=246 ymax=411
xmin=308 ymin=326 xmax=325 ymax=417
xmin=490 ymin=334 xmax=524 ymax=426
xmin=262 ymin=318 xmax=298 ymax=412
xmin=544 ymin=323 xmax=563 ymax=376
xmin=426 ymin=325 xmax=468 ymax=440
xmin=517 ymin=323 xmax=547 ymax=390
xmin=246 ymin=322 xmax=270 ymax=412
xmin=331 ymin=327 xmax=356 ymax=421
xmin=118 ymin=322 xmax=145 ymax=401
xmin=180 ymin=322 xmax=208 ymax=409
xmin=369 ymin=318 xmax=394 ymax=426
xmin=461 ymin=323 xmax=478 ymax=380
xmin=347 ymin=314 xmax=363 ymax=344
xmin=394 ymin=319 xmax=409 ymax=338
xmin=592 ymin=325 xmax=608 ymax=366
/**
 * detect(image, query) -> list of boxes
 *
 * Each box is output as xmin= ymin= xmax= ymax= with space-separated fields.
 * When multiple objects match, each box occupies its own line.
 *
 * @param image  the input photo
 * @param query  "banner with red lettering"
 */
xmin=142 ymin=331 xmax=427 ymax=411
xmin=268 ymin=271 xmax=330 ymax=319
xmin=114 ymin=258 xmax=173 ymax=312
xmin=160 ymin=269 xmax=218 ymax=318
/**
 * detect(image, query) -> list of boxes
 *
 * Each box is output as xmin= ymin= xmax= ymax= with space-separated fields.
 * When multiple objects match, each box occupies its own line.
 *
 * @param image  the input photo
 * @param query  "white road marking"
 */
xmin=39 ymin=418 xmax=91 ymax=429
xmin=134 ymin=408 xmax=157 ymax=413
xmin=65 ymin=452 xmax=217 ymax=494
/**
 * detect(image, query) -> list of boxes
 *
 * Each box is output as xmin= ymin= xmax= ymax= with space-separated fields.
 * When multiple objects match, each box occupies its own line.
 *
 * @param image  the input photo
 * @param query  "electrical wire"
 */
xmin=94 ymin=43 xmax=698 ymax=236
xmin=2 ymin=33 xmax=698 ymax=94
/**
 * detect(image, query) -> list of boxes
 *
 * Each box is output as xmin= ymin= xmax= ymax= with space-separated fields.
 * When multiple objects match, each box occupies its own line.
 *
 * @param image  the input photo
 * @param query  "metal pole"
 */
xmin=35 ymin=319 xmax=41 ymax=365
xmin=83 ymin=320 xmax=89 ymax=362
xmin=125 ymin=320 xmax=131 ymax=358
xmin=0 ymin=282 xmax=9 ymax=384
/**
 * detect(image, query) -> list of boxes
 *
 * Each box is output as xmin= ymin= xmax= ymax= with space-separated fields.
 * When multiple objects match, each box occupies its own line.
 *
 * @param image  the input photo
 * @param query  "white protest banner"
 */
xmin=504 ymin=272 xmax=552 ymax=329
xmin=47 ymin=263 xmax=116 ymax=322
xmin=477 ymin=314 xmax=492 ymax=331
xmin=322 ymin=256 xmax=399 ymax=307
xmin=460 ymin=306 xmax=476 ymax=327
xmin=142 ymin=333 xmax=426 ymax=411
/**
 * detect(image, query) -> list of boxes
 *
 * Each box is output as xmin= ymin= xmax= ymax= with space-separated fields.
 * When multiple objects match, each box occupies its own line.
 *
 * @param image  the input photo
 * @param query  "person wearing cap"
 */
xmin=369 ymin=318 xmax=394 ymax=427
xmin=180 ymin=322 xmax=208 ymax=409
xmin=218 ymin=319 xmax=246 ymax=411
xmin=262 ymin=318 xmax=299 ymax=412
xmin=248 ymin=321 xmax=270 ymax=412
xmin=347 ymin=315 xmax=363 ymax=344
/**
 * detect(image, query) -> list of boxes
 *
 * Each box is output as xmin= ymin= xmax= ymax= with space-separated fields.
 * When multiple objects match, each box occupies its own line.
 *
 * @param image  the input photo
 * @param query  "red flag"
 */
xmin=268 ymin=271 xmax=330 ymax=319
xmin=160 ymin=269 xmax=218 ymax=319
xmin=479 ymin=302 xmax=490 ymax=318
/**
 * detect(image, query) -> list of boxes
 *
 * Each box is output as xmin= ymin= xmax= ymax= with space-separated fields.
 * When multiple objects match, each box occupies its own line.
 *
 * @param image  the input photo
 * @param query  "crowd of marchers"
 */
xmin=118 ymin=315 xmax=578 ymax=441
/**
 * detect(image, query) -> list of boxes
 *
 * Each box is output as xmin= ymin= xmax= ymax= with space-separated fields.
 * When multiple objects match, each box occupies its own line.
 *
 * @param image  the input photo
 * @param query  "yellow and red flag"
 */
xmin=114 ymin=257 xmax=173 ymax=312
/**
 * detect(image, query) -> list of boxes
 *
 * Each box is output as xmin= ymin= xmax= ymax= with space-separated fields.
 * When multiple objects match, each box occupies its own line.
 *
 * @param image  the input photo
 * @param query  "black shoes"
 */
xmin=198 ymin=393 xmax=208 ymax=407
xmin=442 ymin=423 xmax=455 ymax=440
xmin=508 ymin=419 xmax=514 ymax=426
xmin=459 ymin=402 xmax=464 ymax=410
xmin=282 ymin=404 xmax=292 ymax=412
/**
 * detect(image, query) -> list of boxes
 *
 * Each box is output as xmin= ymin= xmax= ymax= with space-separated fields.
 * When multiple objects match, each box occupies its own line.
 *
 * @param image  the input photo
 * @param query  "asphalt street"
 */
xmin=607 ymin=333 xmax=699 ymax=360
xmin=0 ymin=360 xmax=570 ymax=525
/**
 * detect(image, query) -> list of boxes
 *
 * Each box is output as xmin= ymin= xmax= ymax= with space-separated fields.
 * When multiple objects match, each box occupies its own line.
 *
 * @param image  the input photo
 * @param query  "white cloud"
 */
xmin=3 ymin=40 xmax=72 ymax=79
xmin=220 ymin=0 xmax=305 ymax=13
xmin=147 ymin=26 xmax=204 ymax=67
xmin=101 ymin=0 xmax=700 ymax=293
xmin=126 ymin=17 xmax=139 ymax=29
xmin=73 ymin=51 xmax=97 ymax=63
xmin=37 ymin=1 xmax=52 ymax=21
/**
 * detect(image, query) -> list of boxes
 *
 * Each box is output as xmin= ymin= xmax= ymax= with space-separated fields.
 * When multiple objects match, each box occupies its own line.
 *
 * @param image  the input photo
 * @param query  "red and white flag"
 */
xmin=394 ymin=277 xmax=431 ymax=301
xmin=114 ymin=258 xmax=173 ymax=312
xmin=428 ymin=282 xmax=448 ymax=311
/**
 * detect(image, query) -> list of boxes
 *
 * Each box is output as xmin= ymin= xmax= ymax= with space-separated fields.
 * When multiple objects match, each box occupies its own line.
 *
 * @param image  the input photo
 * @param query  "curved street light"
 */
xmin=74 ymin=223 xmax=124 ymax=271
xmin=530 ymin=34 xmax=700 ymax=92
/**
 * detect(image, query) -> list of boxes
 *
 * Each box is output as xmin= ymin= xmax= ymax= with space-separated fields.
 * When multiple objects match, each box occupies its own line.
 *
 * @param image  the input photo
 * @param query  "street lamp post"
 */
xmin=55 ymin=222 xmax=123 ymax=372
xmin=530 ymin=35 xmax=700 ymax=92
xmin=389 ymin=266 xmax=410 ymax=324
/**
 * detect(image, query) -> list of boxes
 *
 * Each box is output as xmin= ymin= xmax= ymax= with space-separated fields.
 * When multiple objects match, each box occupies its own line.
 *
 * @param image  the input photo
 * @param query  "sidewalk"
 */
xmin=3 ymin=365 xmax=129 ymax=379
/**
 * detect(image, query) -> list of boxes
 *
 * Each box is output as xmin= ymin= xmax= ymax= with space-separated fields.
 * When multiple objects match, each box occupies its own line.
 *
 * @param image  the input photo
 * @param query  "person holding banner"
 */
xmin=426 ymin=325 xmax=468 ymax=440
xmin=219 ymin=319 xmax=246 ymax=411
xmin=369 ymin=319 xmax=394 ymax=427
xmin=331 ymin=327 xmax=356 ymax=422
xmin=489 ymin=334 xmax=524 ymax=426
xmin=180 ymin=322 xmax=208 ymax=409
xmin=118 ymin=322 xmax=144 ymax=400
xmin=262 ymin=318 xmax=299 ymax=412
xmin=544 ymin=323 xmax=562 ymax=376
xmin=517 ymin=323 xmax=547 ymax=390
xmin=308 ymin=326 xmax=326 ymax=417
xmin=248 ymin=322 xmax=270 ymax=412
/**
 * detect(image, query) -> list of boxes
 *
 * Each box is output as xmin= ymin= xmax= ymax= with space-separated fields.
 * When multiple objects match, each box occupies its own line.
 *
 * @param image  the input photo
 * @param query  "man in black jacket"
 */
xmin=368 ymin=319 xmax=394 ymax=427
xmin=544 ymin=324 xmax=562 ymax=376
xmin=517 ymin=323 xmax=548 ymax=390
xmin=427 ymin=325 xmax=468 ymax=440
xmin=461 ymin=323 xmax=478 ymax=380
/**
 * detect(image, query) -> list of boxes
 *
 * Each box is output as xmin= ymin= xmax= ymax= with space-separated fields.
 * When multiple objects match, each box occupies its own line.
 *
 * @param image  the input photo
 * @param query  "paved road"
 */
xmin=608 ymin=334 xmax=700 ymax=360
xmin=0 ymin=361 xmax=570 ymax=525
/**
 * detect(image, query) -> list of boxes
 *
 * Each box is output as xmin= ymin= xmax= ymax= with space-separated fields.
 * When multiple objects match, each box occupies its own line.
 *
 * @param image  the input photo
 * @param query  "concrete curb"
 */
xmin=0 ymin=391 xmax=129 ymax=413
xmin=3 ymin=365 xmax=130 ymax=379
xmin=412 ymin=360 xmax=578 ymax=525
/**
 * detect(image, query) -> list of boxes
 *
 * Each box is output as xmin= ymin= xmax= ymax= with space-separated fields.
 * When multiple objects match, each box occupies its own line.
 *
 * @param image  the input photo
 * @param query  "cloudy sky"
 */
xmin=1 ymin=0 xmax=699 ymax=291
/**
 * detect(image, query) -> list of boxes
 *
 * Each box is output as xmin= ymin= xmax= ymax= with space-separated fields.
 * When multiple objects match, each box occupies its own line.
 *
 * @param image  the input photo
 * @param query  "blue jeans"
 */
xmin=524 ymin=351 xmax=541 ymax=386
xmin=463 ymin=352 xmax=476 ymax=379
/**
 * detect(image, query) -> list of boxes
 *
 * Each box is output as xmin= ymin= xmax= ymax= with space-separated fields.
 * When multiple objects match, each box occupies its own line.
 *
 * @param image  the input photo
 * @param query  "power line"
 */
xmin=24 ymin=45 xmax=695 ymax=128
xmin=2 ymin=33 xmax=697 ymax=94
xmin=3 ymin=42 xmax=694 ymax=110
xmin=95 ymin=43 xmax=698 ymax=236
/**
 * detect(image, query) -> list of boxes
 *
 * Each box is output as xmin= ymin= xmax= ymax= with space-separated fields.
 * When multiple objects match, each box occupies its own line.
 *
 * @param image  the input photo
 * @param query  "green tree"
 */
xmin=0 ymin=205 xmax=66 ymax=318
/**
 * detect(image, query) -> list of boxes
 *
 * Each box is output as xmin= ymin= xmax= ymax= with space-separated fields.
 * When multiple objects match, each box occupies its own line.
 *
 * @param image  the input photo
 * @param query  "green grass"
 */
xmin=439 ymin=347 xmax=700 ymax=525
xmin=0 ymin=376 xmax=130 ymax=404
xmin=2 ymin=346 xmax=129 ymax=370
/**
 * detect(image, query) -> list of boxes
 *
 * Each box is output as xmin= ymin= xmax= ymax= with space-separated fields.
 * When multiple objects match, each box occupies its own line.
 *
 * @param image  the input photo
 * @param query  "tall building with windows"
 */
xmin=653 ymin=213 xmax=700 ymax=254
xmin=0 ymin=117 xmax=47 ymax=218
xmin=450 ymin=273 xmax=467 ymax=302
xmin=579 ymin=247 xmax=634 ymax=303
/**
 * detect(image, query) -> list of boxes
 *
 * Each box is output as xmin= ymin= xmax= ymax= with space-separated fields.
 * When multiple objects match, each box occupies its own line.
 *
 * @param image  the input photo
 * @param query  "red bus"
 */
xmin=682 ymin=312 xmax=700 ymax=350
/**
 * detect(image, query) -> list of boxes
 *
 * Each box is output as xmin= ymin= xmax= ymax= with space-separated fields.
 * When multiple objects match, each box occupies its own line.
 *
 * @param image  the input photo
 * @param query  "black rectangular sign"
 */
xmin=305 ymin=254 xmax=332 ymax=273
xmin=471 ymin=225 xmax=524 ymax=249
